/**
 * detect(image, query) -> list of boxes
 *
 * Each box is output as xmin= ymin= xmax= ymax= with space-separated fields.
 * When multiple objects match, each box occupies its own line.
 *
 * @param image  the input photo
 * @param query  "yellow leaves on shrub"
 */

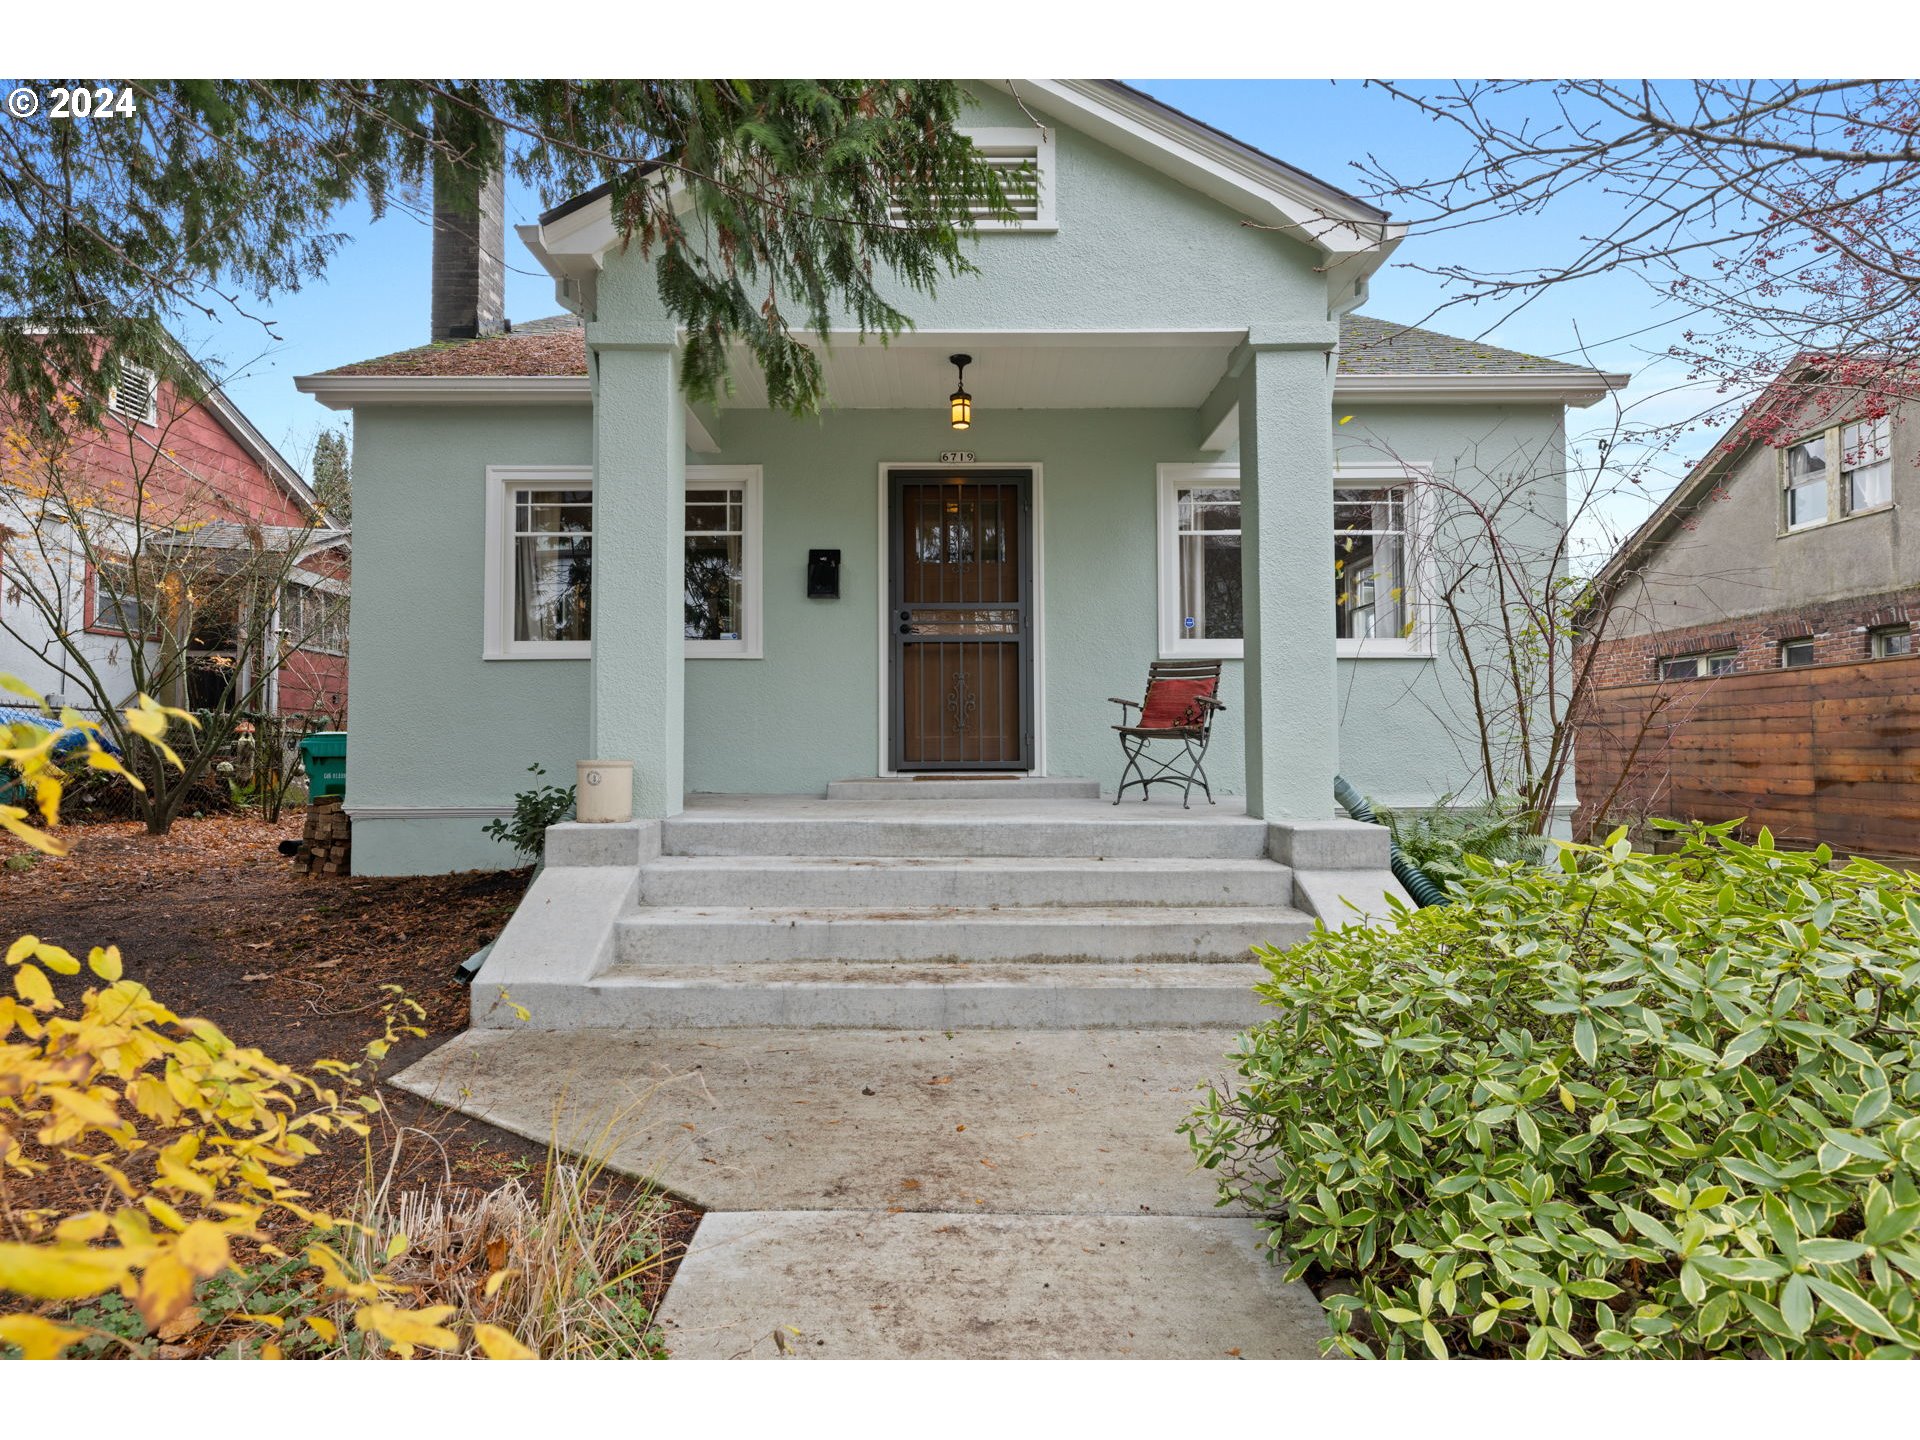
xmin=0 ymin=937 xmax=539 ymax=1361
xmin=0 ymin=1241 xmax=129 ymax=1301
xmin=0 ymin=1315 xmax=89 ymax=1359
xmin=474 ymin=1323 xmax=537 ymax=1360
xmin=354 ymin=1302 xmax=462 ymax=1355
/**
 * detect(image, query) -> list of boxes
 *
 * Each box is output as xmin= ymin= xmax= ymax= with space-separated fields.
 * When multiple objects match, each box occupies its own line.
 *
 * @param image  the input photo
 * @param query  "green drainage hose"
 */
xmin=1333 ymin=774 xmax=1451 ymax=908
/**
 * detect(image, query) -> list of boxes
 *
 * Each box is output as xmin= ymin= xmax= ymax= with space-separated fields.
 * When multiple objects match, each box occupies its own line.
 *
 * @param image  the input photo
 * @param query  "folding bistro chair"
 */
xmin=1108 ymin=660 xmax=1225 ymax=807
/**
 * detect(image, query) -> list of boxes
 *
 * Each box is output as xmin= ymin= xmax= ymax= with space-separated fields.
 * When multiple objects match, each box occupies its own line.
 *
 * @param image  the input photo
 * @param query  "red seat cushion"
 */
xmin=1139 ymin=676 xmax=1217 ymax=730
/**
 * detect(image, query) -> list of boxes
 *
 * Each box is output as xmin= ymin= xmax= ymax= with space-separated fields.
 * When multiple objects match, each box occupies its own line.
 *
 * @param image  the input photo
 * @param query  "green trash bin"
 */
xmin=299 ymin=732 xmax=348 ymax=802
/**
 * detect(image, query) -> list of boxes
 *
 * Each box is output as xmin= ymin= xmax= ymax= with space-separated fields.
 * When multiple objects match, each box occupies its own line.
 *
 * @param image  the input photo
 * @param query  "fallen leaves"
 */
xmin=928 ymin=1076 xmax=952 ymax=1086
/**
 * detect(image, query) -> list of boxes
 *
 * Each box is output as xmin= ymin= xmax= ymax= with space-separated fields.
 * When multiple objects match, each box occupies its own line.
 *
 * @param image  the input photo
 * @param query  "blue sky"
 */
xmin=177 ymin=79 xmax=1705 ymax=543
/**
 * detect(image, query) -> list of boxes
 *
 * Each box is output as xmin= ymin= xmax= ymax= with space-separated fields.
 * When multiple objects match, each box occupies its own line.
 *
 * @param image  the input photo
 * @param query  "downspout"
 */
xmin=1333 ymin=774 xmax=1451 ymax=908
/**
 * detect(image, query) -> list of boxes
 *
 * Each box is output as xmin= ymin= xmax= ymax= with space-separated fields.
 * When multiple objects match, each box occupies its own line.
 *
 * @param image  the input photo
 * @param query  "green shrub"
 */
xmin=1375 ymin=793 xmax=1544 ymax=889
xmin=1184 ymin=821 xmax=1920 ymax=1358
xmin=482 ymin=763 xmax=576 ymax=864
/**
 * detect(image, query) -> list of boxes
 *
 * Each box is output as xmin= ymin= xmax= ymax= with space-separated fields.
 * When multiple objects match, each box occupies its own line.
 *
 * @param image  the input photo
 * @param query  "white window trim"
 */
xmin=684 ymin=464 xmax=764 ymax=660
xmin=483 ymin=464 xmax=594 ymax=661
xmin=1333 ymin=463 xmax=1434 ymax=659
xmin=1871 ymin=625 xmax=1913 ymax=659
xmin=961 ymin=127 xmax=1057 ymax=232
xmin=279 ymin=574 xmax=349 ymax=656
xmin=1155 ymin=462 xmax=1436 ymax=661
xmin=1156 ymin=463 xmax=1245 ymax=660
xmin=482 ymin=463 xmax=765 ymax=662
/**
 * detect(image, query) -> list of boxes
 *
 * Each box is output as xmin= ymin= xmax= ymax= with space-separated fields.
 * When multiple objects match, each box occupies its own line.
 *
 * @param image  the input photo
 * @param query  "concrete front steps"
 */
xmin=562 ymin=794 xmax=1308 ymax=1029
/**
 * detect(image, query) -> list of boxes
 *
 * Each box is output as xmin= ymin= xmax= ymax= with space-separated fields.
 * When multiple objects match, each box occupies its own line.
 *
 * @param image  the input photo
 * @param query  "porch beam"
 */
xmin=1194 ymin=344 xmax=1250 ymax=453
xmin=588 ymin=335 xmax=686 ymax=819
xmin=1239 ymin=342 xmax=1338 ymax=821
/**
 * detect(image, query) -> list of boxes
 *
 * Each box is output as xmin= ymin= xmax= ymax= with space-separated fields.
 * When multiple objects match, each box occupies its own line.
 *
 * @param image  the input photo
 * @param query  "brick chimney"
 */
xmin=430 ymin=137 xmax=505 ymax=342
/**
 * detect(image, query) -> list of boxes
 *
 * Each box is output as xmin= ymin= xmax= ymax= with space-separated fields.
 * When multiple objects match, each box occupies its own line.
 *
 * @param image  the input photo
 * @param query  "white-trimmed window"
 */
xmin=1156 ymin=464 xmax=1243 ymax=659
xmin=483 ymin=464 xmax=764 ymax=661
xmin=484 ymin=465 xmax=594 ymax=660
xmin=108 ymin=362 xmax=158 ymax=427
xmin=1842 ymin=416 xmax=1893 ymax=514
xmin=1781 ymin=637 xmax=1815 ymax=668
xmin=1155 ymin=463 xmax=1428 ymax=660
xmin=1657 ymin=650 xmax=1736 ymax=680
xmin=684 ymin=465 xmax=763 ymax=659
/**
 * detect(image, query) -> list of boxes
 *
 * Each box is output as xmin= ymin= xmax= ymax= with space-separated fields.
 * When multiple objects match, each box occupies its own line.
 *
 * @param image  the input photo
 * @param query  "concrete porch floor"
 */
xmin=393 ymin=1026 xmax=1331 ymax=1359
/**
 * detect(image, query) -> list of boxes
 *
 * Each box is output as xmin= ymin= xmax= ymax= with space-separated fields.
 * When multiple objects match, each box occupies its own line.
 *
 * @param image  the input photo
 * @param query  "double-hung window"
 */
xmin=1784 ymin=414 xmax=1897 ymax=530
xmin=1155 ymin=463 xmax=1427 ymax=659
xmin=1842 ymin=416 xmax=1893 ymax=514
xmin=1784 ymin=435 xmax=1828 ymax=528
xmin=484 ymin=464 xmax=763 ymax=660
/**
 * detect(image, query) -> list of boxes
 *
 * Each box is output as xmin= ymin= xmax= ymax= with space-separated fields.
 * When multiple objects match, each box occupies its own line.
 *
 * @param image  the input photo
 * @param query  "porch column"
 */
xmin=1239 ymin=342 xmax=1337 ymax=821
xmin=588 ymin=337 xmax=685 ymax=818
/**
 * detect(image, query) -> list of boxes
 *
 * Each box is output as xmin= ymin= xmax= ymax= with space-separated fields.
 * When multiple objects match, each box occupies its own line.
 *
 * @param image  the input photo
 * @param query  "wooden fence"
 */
xmin=1575 ymin=655 xmax=1920 ymax=860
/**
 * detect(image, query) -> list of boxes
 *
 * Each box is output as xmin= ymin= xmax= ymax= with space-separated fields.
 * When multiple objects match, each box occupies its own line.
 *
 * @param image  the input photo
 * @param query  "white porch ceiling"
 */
xmin=718 ymin=332 xmax=1244 ymax=411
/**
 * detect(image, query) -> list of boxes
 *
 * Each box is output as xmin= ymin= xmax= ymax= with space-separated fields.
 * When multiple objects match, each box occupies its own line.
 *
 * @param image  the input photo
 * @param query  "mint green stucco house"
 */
xmin=297 ymin=81 xmax=1621 ymax=1031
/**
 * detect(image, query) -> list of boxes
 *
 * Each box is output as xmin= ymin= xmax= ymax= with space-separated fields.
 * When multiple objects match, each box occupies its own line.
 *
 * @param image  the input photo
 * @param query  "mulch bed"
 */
xmin=1 ymin=813 xmax=700 ymax=1333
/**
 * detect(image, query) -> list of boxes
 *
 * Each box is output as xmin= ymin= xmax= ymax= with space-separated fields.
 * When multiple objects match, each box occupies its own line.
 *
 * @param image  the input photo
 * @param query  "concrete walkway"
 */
xmin=393 ymin=1027 xmax=1331 ymax=1359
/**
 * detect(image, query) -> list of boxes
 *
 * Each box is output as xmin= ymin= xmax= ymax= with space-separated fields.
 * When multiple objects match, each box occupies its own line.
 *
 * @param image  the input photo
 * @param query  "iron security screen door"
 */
xmin=889 ymin=470 xmax=1034 ymax=771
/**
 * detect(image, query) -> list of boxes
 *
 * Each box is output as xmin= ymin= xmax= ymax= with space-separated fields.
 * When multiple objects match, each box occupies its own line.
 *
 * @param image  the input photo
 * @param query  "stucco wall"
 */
xmin=588 ymin=85 xmax=1334 ymax=343
xmin=1330 ymin=403 xmax=1570 ymax=812
xmin=1606 ymin=402 xmax=1920 ymax=640
xmin=344 ymin=404 xmax=593 ymax=874
xmin=339 ymin=394 xmax=1568 ymax=871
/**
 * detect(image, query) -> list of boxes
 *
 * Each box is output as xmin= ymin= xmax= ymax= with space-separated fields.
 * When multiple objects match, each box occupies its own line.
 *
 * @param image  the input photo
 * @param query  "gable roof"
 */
xmin=1586 ymin=358 xmax=1903 ymax=598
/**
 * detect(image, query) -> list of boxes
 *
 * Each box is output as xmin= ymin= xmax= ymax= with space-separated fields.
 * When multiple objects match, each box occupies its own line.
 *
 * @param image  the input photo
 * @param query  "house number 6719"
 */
xmin=939 ymin=450 xmax=975 ymax=464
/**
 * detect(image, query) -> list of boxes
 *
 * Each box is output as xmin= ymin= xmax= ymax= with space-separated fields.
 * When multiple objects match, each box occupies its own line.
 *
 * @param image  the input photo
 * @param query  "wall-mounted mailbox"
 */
xmin=807 ymin=549 xmax=841 ymax=599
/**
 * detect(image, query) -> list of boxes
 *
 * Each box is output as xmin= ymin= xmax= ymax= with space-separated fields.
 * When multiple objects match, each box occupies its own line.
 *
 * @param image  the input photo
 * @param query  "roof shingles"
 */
xmin=321 ymin=313 xmax=1595 ymax=381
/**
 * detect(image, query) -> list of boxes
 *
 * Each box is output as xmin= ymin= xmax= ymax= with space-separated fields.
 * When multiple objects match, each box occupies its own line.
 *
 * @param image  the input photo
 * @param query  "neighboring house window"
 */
xmin=1657 ymin=650 xmax=1736 ymax=680
xmin=683 ymin=466 xmax=764 ymax=659
xmin=1871 ymin=625 xmax=1913 ymax=658
xmin=1784 ymin=435 xmax=1827 ymax=528
xmin=281 ymin=580 xmax=347 ymax=655
xmin=108 ymin=362 xmax=159 ymax=427
xmin=1156 ymin=465 xmax=1242 ymax=659
xmin=1783 ymin=414 xmax=1897 ymax=530
xmin=1842 ymin=416 xmax=1893 ymax=513
xmin=88 ymin=559 xmax=150 ymax=637
xmin=1780 ymin=638 xmax=1815 ymax=668
xmin=482 ymin=464 xmax=763 ymax=661
xmin=1155 ymin=463 xmax=1427 ymax=659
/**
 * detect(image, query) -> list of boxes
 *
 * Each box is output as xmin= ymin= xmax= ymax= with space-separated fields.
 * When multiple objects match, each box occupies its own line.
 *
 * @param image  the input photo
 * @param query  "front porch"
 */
xmin=468 ymin=785 xmax=1402 ymax=1033
xmin=584 ymin=327 xmax=1345 ymax=824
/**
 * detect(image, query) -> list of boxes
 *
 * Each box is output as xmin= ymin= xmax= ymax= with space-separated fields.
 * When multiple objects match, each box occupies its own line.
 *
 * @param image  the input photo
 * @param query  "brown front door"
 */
xmin=889 ymin=470 xmax=1034 ymax=771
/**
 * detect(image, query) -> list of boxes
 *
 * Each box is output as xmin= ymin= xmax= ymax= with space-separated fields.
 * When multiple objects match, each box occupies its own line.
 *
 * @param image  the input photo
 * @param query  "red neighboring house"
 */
xmin=0 ymin=338 xmax=349 ymax=725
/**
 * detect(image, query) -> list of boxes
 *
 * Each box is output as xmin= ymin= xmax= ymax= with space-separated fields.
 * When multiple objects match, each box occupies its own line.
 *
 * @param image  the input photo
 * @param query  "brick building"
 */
xmin=1575 ymin=363 xmax=1918 ymax=852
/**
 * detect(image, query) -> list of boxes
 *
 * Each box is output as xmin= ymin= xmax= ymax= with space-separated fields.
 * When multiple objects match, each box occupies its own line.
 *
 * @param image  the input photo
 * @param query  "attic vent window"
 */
xmin=109 ymin=363 xmax=158 ymax=427
xmin=890 ymin=128 xmax=1056 ymax=232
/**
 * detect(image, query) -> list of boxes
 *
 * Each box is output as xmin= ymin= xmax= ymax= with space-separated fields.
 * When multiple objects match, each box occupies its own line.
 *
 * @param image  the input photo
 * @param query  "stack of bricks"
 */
xmin=292 ymin=798 xmax=351 ymax=876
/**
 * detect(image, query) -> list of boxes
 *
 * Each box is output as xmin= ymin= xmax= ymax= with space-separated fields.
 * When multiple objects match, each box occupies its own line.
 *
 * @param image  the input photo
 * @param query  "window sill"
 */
xmin=1337 ymin=643 xmax=1435 ymax=661
xmin=1157 ymin=642 xmax=1243 ymax=661
xmin=1779 ymin=501 xmax=1895 ymax=537
xmin=687 ymin=643 xmax=763 ymax=660
xmin=483 ymin=646 xmax=591 ymax=662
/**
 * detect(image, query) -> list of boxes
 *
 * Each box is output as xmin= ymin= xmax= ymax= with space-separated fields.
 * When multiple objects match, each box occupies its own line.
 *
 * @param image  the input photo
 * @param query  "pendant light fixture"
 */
xmin=948 ymin=353 xmax=973 ymax=430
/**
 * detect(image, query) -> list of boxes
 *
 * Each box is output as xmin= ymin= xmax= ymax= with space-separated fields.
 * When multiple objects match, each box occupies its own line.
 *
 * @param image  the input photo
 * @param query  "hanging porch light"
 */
xmin=948 ymin=353 xmax=973 ymax=430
